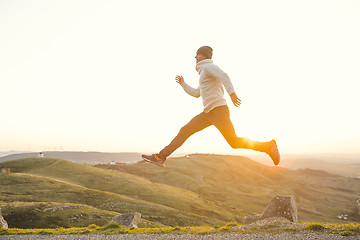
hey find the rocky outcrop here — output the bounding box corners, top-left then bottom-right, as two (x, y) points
(112, 212), (141, 228)
(243, 195), (298, 224)
(0, 207), (8, 229)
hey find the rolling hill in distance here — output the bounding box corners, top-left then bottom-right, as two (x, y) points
(249, 153), (360, 178)
(1, 151), (359, 177)
(0, 154), (359, 228)
(0, 151), (142, 165)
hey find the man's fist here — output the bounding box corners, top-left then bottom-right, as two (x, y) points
(175, 75), (184, 84)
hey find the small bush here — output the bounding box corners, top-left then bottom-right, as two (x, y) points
(306, 223), (325, 231)
(101, 222), (121, 230)
(219, 226), (229, 232)
(226, 222), (239, 227)
(87, 224), (98, 229)
(346, 225), (360, 233)
(340, 230), (352, 236)
(0, 227), (8, 234)
(39, 230), (50, 235)
(199, 229), (213, 235)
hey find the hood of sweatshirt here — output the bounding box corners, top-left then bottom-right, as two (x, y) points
(196, 59), (213, 74)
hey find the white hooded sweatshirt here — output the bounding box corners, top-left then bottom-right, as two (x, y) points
(180, 59), (235, 113)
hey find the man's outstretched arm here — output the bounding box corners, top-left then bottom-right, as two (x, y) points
(175, 75), (200, 98)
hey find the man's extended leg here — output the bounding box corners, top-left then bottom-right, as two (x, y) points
(209, 106), (270, 152)
(142, 111), (212, 166)
(208, 105), (280, 165)
(158, 111), (212, 160)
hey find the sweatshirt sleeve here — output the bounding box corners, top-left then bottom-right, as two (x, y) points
(180, 81), (200, 98)
(205, 64), (235, 96)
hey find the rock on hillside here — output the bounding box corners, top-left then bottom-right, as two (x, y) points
(0, 207), (8, 229)
(243, 195), (298, 224)
(112, 212), (141, 228)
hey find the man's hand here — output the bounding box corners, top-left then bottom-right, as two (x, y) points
(230, 93), (241, 107)
(175, 75), (184, 84)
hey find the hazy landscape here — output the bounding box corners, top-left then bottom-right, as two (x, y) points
(1, 151), (359, 177)
(0, 151), (142, 164)
(0, 153), (359, 229)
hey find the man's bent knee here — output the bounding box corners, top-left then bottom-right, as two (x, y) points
(226, 137), (239, 149)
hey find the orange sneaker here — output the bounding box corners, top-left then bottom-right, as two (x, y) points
(268, 140), (280, 166)
(141, 154), (166, 167)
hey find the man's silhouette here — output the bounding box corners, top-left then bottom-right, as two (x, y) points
(142, 46), (280, 167)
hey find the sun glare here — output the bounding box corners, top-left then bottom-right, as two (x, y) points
(0, 1), (359, 154)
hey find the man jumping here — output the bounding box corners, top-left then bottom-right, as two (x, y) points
(142, 46), (280, 167)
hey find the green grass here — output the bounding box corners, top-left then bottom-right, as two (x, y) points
(1, 155), (360, 229)
(304, 222), (360, 236)
(0, 172), (218, 227)
(0, 158), (241, 225)
(1, 222), (359, 236)
(98, 154), (360, 223)
(305, 223), (326, 231)
(0, 201), (122, 229)
(0, 201), (167, 229)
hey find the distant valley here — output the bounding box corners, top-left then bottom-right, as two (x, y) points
(248, 153), (360, 178)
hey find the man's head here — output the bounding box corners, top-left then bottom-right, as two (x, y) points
(195, 46), (213, 63)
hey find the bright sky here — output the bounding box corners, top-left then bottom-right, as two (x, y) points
(1, 0), (360, 155)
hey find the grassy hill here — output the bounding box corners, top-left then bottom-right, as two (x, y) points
(1, 154), (359, 229)
(98, 154), (360, 223)
(0, 157), (248, 228)
(1, 201), (119, 229)
(0, 172), (217, 227)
